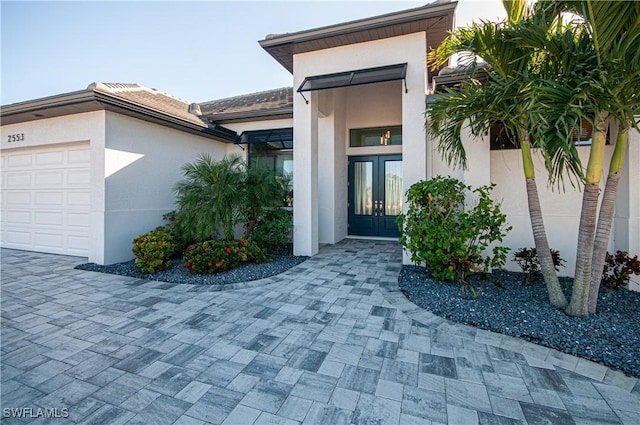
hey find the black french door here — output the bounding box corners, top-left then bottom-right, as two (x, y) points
(348, 155), (403, 238)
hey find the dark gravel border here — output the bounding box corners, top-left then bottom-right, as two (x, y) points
(75, 254), (308, 286)
(399, 265), (640, 378)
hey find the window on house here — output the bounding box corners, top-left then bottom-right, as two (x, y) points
(489, 119), (606, 150)
(490, 122), (519, 150)
(350, 126), (402, 147)
(569, 117), (612, 145)
(243, 128), (293, 207)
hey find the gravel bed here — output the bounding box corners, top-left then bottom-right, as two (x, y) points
(399, 265), (640, 378)
(76, 254), (308, 285)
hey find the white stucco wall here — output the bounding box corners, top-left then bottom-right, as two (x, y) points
(293, 32), (428, 256)
(618, 127), (640, 290)
(345, 81), (402, 131)
(317, 89), (349, 244)
(103, 112), (229, 264)
(489, 146), (615, 276)
(0, 111), (105, 152)
(428, 119), (639, 289)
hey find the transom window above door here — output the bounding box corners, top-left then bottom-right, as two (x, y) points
(350, 126), (402, 147)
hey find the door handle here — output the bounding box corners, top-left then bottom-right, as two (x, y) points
(374, 200), (383, 216)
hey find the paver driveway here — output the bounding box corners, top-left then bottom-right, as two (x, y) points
(1, 240), (639, 425)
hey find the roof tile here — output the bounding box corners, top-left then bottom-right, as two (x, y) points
(199, 87), (293, 122)
(89, 82), (209, 128)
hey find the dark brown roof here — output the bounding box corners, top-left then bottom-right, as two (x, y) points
(89, 82), (208, 128)
(200, 87), (293, 123)
(260, 1), (457, 73)
(1, 83), (237, 142)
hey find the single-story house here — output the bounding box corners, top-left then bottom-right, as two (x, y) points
(0, 83), (238, 264)
(1, 1), (638, 289)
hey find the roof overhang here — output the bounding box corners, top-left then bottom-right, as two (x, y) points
(259, 1), (457, 74)
(206, 107), (293, 124)
(1, 90), (238, 143)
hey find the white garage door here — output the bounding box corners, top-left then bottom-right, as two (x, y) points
(1, 143), (90, 256)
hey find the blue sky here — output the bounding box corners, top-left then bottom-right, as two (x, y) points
(1, 1), (504, 106)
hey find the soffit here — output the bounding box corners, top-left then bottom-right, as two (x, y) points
(259, 1), (457, 74)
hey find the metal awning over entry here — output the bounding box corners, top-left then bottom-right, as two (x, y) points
(235, 128), (293, 147)
(297, 63), (408, 103)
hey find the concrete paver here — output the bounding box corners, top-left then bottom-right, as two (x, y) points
(1, 240), (638, 424)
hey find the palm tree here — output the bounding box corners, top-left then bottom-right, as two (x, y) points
(242, 165), (286, 239)
(427, 1), (569, 307)
(543, 0), (640, 316)
(174, 154), (246, 242)
(429, 0), (639, 316)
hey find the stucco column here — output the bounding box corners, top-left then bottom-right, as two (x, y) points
(461, 122), (490, 187)
(293, 91), (319, 256)
(618, 127), (640, 290)
(401, 36), (428, 264)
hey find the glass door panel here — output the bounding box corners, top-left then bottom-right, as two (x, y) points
(353, 161), (373, 215)
(384, 160), (403, 216)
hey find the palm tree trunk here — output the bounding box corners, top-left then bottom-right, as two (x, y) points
(588, 126), (628, 314)
(566, 183), (600, 317)
(587, 173), (619, 313)
(566, 113), (608, 317)
(521, 137), (567, 307)
(243, 214), (257, 240)
(526, 178), (568, 307)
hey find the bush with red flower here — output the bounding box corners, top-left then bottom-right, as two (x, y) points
(181, 239), (268, 274)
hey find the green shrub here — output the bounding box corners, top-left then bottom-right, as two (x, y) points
(243, 167), (287, 239)
(182, 239), (268, 274)
(132, 227), (176, 273)
(173, 155), (287, 245)
(173, 154), (246, 243)
(397, 176), (511, 292)
(602, 250), (640, 292)
(513, 247), (566, 283)
(251, 209), (292, 252)
(162, 210), (189, 255)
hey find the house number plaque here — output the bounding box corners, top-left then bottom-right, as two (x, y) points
(7, 133), (25, 143)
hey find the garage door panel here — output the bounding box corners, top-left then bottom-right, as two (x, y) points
(34, 211), (64, 226)
(6, 210), (32, 224)
(5, 229), (32, 245)
(36, 151), (65, 166)
(67, 169), (90, 186)
(7, 154), (32, 168)
(4, 172), (32, 189)
(68, 212), (89, 227)
(34, 170), (64, 187)
(67, 191), (90, 206)
(35, 232), (64, 250)
(34, 191), (64, 207)
(6, 192), (32, 206)
(68, 149), (91, 164)
(1, 143), (90, 256)
(68, 235), (89, 251)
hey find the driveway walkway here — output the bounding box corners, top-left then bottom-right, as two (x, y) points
(1, 240), (638, 425)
